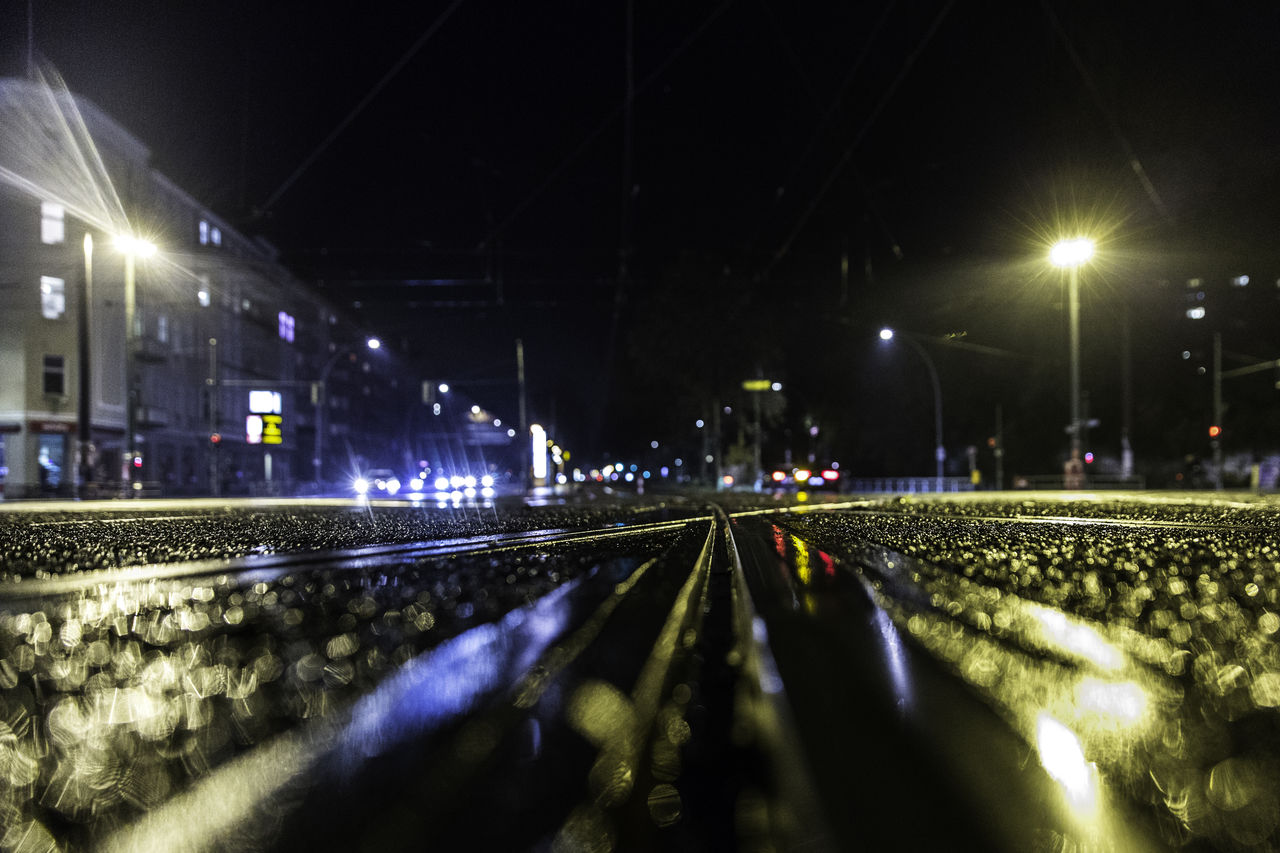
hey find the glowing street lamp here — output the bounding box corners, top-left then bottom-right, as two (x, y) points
(115, 234), (156, 495)
(879, 328), (944, 491)
(1049, 237), (1095, 470)
(312, 337), (382, 488)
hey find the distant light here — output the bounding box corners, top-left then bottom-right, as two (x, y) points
(481, 474), (495, 488)
(385, 478), (400, 494)
(493, 419), (501, 427)
(674, 458), (683, 466)
(1084, 452), (1094, 464)
(463, 475), (477, 489)
(353, 477), (370, 495)
(450, 475), (465, 489)
(410, 477), (424, 490)
(795, 469), (811, 481)
(772, 471), (786, 482)
(438, 383), (450, 394)
(879, 328), (895, 341)
(471, 405), (481, 414)
(821, 469), (839, 481)
(507, 429), (516, 438)
(650, 440), (659, 449)
(366, 337), (381, 350)
(771, 382), (782, 391)
(1181, 351), (1191, 360)
(660, 466), (670, 477)
(433, 403), (442, 416)
(435, 477), (450, 491)
(695, 419), (705, 429)
(1209, 425), (1222, 438)
(722, 475), (734, 487)
(705, 454), (714, 464)
(1049, 238), (1095, 268)
(1233, 275), (1250, 287)
(723, 406), (732, 415)
(1186, 307), (1206, 320)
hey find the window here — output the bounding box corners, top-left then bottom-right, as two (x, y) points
(157, 314), (169, 343)
(199, 219), (210, 245)
(42, 355), (65, 395)
(211, 226), (222, 247)
(40, 276), (66, 319)
(41, 202), (65, 244)
(278, 311), (295, 342)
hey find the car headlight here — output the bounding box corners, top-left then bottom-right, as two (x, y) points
(353, 477), (370, 495)
(386, 478), (401, 494)
(481, 474), (495, 488)
(435, 477), (450, 491)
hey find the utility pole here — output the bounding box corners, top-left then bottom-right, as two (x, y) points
(208, 338), (220, 497)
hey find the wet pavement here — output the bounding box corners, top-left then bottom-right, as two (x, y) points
(1, 491), (1279, 850)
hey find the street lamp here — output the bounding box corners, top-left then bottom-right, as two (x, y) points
(114, 234), (156, 495)
(1049, 237), (1095, 475)
(76, 233), (93, 498)
(879, 328), (944, 492)
(312, 337), (381, 489)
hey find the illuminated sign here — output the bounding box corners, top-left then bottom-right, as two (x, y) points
(246, 414), (283, 445)
(249, 390), (282, 414)
(531, 424), (548, 482)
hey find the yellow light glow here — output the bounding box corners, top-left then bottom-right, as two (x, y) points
(1049, 237), (1095, 268)
(114, 234), (157, 257)
(1074, 678), (1148, 727)
(1036, 713), (1097, 812)
(1031, 605), (1122, 670)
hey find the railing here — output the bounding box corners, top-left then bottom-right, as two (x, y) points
(1009, 474), (1146, 490)
(845, 476), (975, 494)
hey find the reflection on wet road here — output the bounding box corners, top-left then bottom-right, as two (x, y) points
(1, 494), (1279, 850)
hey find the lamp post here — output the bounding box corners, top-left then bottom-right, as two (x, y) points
(312, 337), (381, 490)
(880, 328), (944, 492)
(114, 235), (156, 496)
(76, 233), (93, 499)
(1049, 237), (1095, 475)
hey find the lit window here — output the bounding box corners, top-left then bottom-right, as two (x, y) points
(157, 315), (169, 343)
(211, 227), (222, 247)
(198, 289), (211, 307)
(40, 202), (65, 244)
(42, 355), (65, 395)
(40, 276), (66, 319)
(199, 220), (210, 245)
(1186, 307), (1206, 320)
(278, 311), (295, 342)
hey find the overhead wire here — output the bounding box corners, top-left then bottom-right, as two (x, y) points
(1039, 0), (1174, 225)
(763, 0), (956, 279)
(254, 0), (468, 218)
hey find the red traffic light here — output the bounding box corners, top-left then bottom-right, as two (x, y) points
(1209, 425), (1222, 438)
(210, 433), (221, 444)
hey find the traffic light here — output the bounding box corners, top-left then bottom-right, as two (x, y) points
(1209, 425), (1222, 438)
(210, 433), (221, 445)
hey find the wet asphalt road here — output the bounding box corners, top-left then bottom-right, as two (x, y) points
(2, 491), (1280, 851)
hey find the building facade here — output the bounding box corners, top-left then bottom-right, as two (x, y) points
(0, 76), (400, 499)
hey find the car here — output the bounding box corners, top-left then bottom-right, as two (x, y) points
(352, 468), (401, 496)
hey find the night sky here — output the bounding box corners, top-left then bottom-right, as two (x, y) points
(5, 1), (1279, 477)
